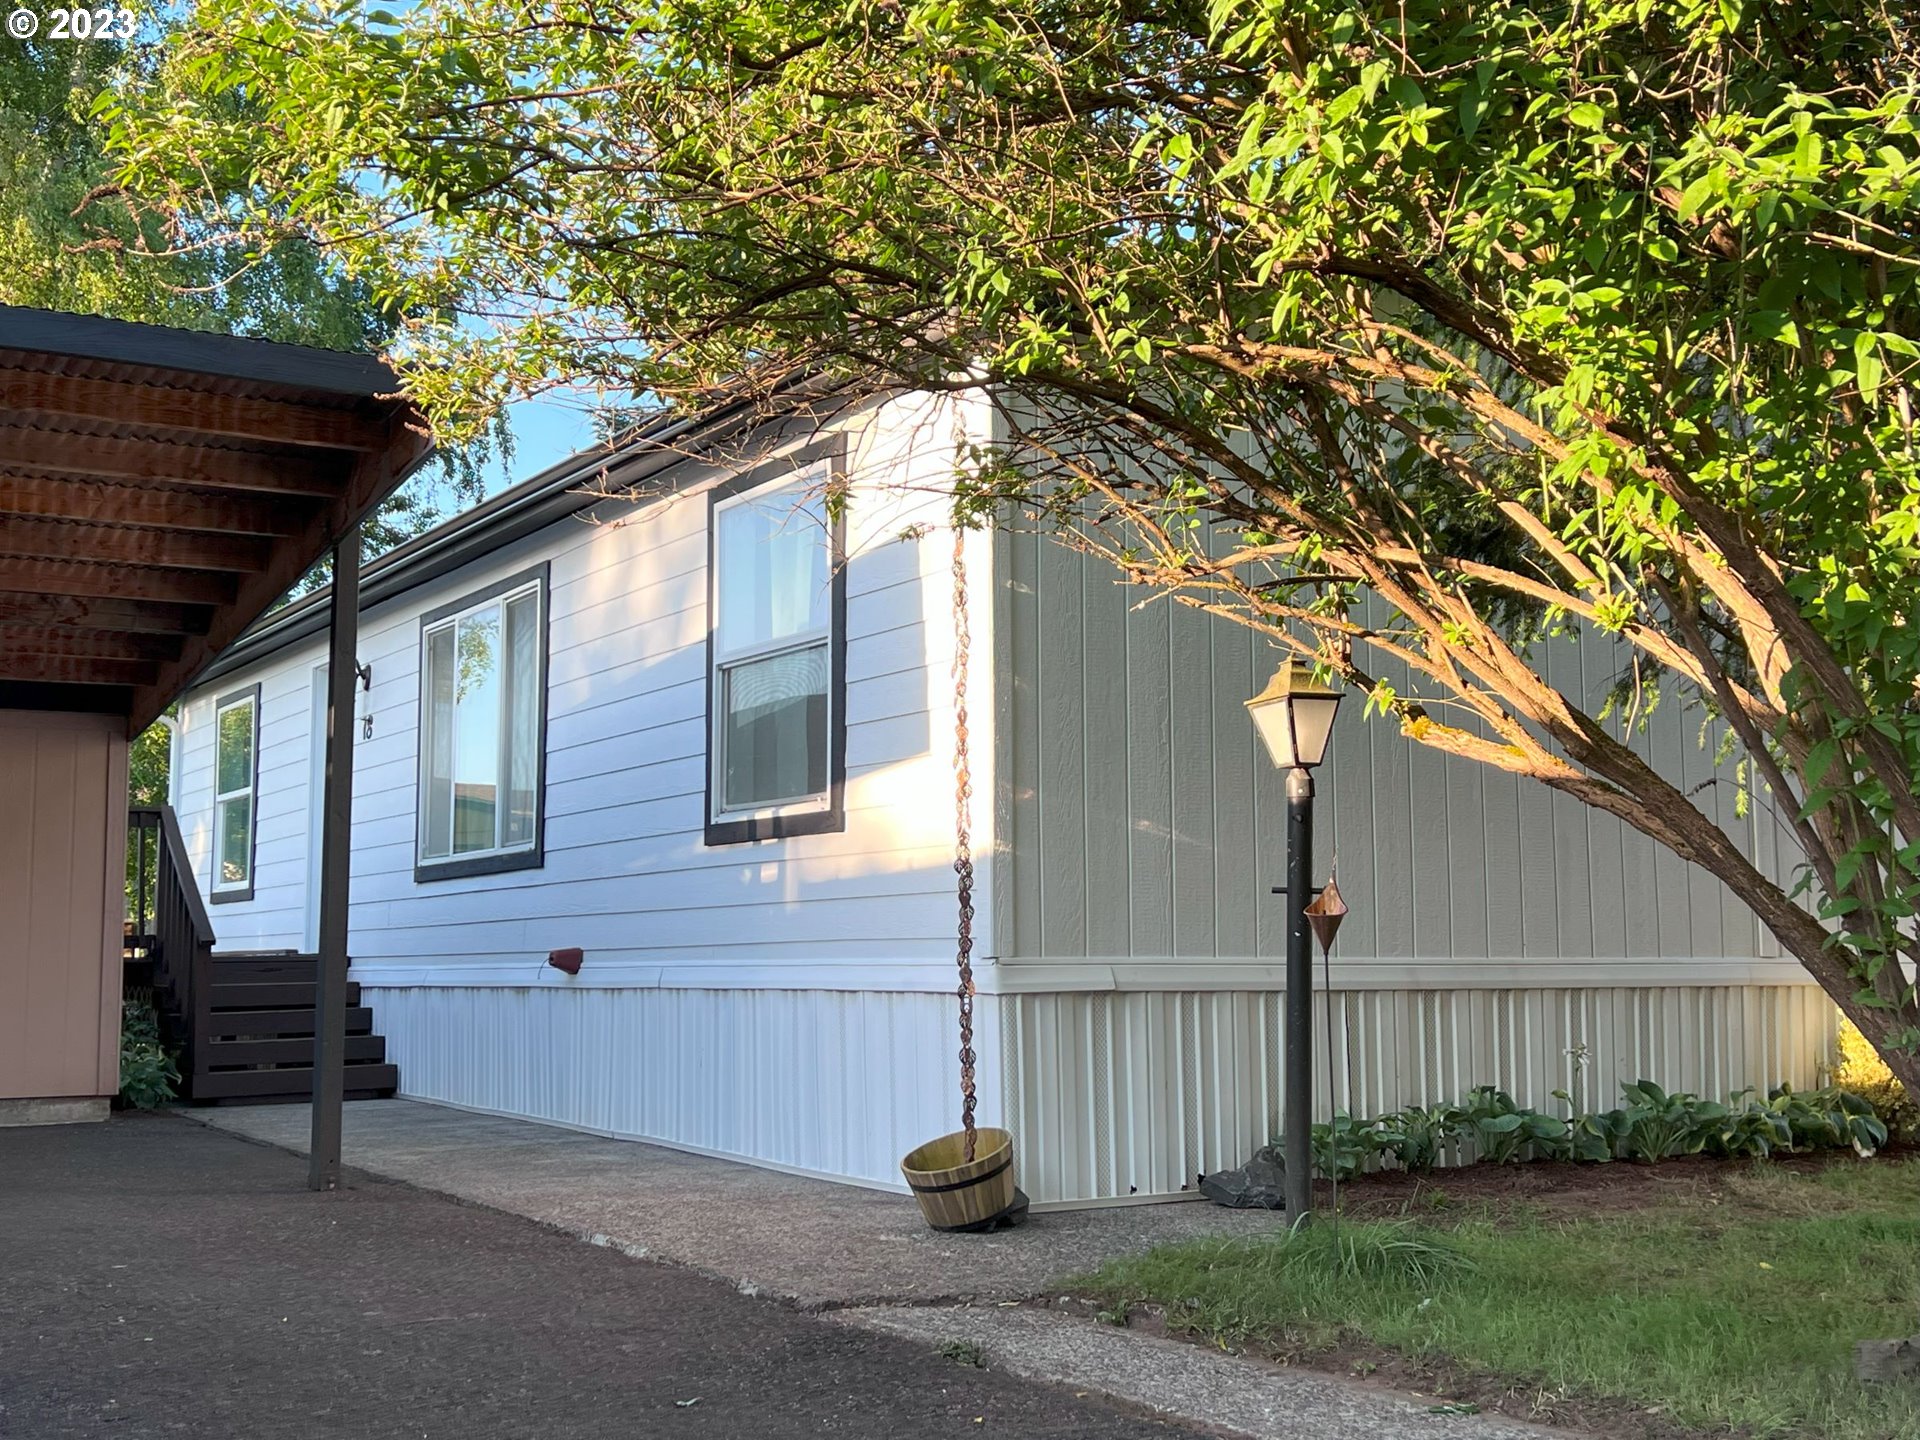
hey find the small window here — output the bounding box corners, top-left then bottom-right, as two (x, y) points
(211, 686), (258, 902)
(706, 448), (846, 845)
(415, 564), (548, 880)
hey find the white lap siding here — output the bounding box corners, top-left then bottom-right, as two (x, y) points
(174, 392), (1006, 1186)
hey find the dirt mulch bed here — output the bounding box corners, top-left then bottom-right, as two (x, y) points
(1314, 1144), (1908, 1224)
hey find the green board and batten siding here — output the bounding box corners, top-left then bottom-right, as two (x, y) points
(991, 526), (1829, 1203)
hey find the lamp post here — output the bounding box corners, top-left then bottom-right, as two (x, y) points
(1245, 658), (1343, 1225)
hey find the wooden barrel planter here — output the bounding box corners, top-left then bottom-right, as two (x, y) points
(901, 1127), (1016, 1231)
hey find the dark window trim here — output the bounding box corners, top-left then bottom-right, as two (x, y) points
(413, 561), (551, 883)
(209, 682), (261, 905)
(704, 436), (849, 847)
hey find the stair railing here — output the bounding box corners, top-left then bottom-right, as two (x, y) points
(128, 806), (216, 1091)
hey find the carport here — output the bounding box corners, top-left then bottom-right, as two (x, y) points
(0, 305), (431, 1188)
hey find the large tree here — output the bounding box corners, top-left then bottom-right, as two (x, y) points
(7, 26), (508, 816)
(2, 29), (495, 560)
(106, 0), (1920, 1085)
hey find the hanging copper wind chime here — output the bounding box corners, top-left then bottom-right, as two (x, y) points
(1304, 872), (1349, 953)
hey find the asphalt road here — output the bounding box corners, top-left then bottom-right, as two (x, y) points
(0, 1114), (1197, 1439)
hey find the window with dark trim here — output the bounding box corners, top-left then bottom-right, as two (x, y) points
(210, 683), (260, 903)
(415, 562), (549, 881)
(705, 440), (847, 846)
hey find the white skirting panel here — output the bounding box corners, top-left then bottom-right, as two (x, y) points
(1000, 985), (1839, 1204)
(369, 985), (997, 1191)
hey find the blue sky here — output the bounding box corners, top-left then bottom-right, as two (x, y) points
(502, 394), (599, 488)
(408, 391), (602, 519)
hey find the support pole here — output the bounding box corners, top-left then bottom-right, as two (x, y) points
(309, 525), (359, 1192)
(1282, 766), (1315, 1225)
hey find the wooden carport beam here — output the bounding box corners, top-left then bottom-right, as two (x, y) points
(127, 412), (434, 733)
(0, 475), (316, 536)
(0, 652), (159, 687)
(0, 423), (343, 496)
(0, 558), (236, 605)
(0, 514), (268, 572)
(1, 373), (389, 451)
(0, 624), (183, 661)
(0, 592), (210, 634)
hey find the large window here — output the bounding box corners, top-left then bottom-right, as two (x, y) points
(211, 686), (258, 902)
(416, 564), (548, 880)
(706, 448), (846, 845)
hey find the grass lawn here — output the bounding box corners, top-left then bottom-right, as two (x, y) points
(1076, 1156), (1920, 1439)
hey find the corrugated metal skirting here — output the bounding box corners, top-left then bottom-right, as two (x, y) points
(1001, 985), (1838, 1204)
(371, 986), (992, 1190)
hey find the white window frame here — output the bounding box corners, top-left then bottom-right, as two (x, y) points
(705, 451), (846, 845)
(210, 687), (258, 901)
(414, 565), (548, 879)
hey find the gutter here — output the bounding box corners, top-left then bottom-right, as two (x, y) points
(195, 402), (743, 686)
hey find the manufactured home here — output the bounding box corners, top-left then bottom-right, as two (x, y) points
(168, 387), (1834, 1205)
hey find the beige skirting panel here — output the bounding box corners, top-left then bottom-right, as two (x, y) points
(999, 984), (1838, 1205)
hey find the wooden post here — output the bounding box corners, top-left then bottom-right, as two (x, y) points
(309, 525), (359, 1191)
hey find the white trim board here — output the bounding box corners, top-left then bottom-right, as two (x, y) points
(990, 957), (1822, 992)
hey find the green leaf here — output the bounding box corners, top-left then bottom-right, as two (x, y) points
(1855, 332), (1883, 404)
(1749, 311), (1801, 348)
(1678, 172), (1719, 221)
(1459, 86), (1488, 140)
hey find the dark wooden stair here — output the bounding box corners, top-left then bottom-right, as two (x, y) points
(128, 805), (399, 1108)
(195, 951), (398, 1104)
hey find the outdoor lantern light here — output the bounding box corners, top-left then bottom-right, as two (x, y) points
(1247, 654), (1345, 1227)
(1244, 658), (1343, 771)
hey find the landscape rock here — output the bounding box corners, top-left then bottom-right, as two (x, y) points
(1855, 1335), (1920, 1383)
(1199, 1145), (1287, 1210)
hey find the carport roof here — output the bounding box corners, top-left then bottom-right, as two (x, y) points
(0, 305), (434, 733)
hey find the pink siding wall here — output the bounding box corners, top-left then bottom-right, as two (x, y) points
(0, 710), (127, 1101)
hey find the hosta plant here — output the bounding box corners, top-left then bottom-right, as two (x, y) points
(1618, 1081), (1728, 1162)
(1552, 1090), (1628, 1163)
(1765, 1085), (1891, 1157)
(1308, 1112), (1384, 1182)
(1372, 1104), (1464, 1173)
(1707, 1094), (1795, 1159)
(1459, 1087), (1570, 1165)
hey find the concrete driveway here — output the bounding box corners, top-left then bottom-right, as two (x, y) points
(192, 1098), (1283, 1307)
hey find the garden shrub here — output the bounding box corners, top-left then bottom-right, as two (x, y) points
(118, 999), (178, 1110)
(1830, 1019), (1920, 1144)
